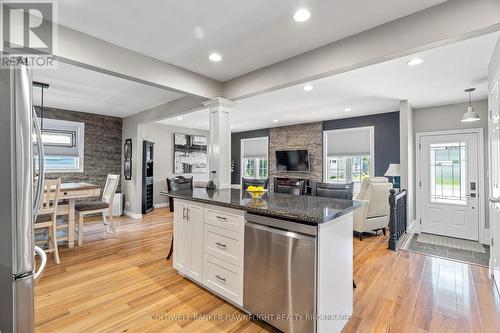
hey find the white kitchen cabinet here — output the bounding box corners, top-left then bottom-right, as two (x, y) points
(173, 199), (204, 283)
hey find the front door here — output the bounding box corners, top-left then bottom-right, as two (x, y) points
(489, 80), (500, 291)
(418, 132), (480, 240)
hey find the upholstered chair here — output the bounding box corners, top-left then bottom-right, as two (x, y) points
(353, 177), (393, 240)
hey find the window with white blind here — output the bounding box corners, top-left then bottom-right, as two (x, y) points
(241, 137), (269, 180)
(37, 118), (85, 172)
(323, 127), (374, 193)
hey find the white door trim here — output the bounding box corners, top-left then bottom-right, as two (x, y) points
(416, 128), (486, 244)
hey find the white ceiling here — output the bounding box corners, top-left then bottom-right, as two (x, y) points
(57, 0), (445, 81)
(33, 62), (183, 117)
(157, 32), (500, 132)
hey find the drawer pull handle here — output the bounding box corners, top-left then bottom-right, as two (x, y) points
(215, 242), (227, 248)
(215, 216), (227, 221)
(215, 275), (226, 282)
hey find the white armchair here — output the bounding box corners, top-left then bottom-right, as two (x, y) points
(353, 177), (393, 240)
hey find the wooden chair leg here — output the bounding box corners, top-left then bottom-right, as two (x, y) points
(51, 225), (60, 264)
(382, 227), (387, 236)
(108, 207), (116, 234)
(102, 212), (109, 233)
(166, 236), (174, 260)
(78, 213), (84, 247)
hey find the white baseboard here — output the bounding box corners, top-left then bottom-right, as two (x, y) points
(154, 203), (169, 209)
(408, 219), (417, 234)
(124, 210), (142, 220)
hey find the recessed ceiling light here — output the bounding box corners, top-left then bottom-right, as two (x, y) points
(293, 8), (311, 22)
(303, 84), (313, 91)
(176, 116), (183, 120)
(209, 53), (222, 62)
(345, 108), (352, 112)
(407, 58), (424, 66)
(272, 119), (279, 123)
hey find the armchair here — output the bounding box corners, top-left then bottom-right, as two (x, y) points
(353, 177), (392, 240)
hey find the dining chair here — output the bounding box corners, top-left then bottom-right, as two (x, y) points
(242, 177), (269, 190)
(273, 178), (306, 195)
(34, 178), (61, 264)
(75, 174), (120, 246)
(166, 176), (193, 260)
(312, 181), (354, 200)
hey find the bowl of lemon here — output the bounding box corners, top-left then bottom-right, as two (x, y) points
(245, 186), (267, 199)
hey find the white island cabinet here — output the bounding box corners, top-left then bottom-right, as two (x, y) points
(173, 200), (204, 283)
(169, 194), (356, 333)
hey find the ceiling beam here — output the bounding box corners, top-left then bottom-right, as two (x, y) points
(223, 0), (500, 100)
(56, 25), (223, 99)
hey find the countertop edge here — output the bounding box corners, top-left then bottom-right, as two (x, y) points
(160, 191), (362, 225)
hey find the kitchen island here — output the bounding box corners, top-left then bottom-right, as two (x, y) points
(160, 188), (362, 333)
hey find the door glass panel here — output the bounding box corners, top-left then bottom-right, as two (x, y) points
(429, 142), (467, 205)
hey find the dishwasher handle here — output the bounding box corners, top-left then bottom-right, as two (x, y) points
(245, 221), (316, 241)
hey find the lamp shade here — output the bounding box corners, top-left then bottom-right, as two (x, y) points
(384, 164), (400, 177)
(461, 106), (481, 122)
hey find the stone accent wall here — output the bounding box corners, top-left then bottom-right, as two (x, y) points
(269, 122), (323, 182)
(35, 106), (122, 192)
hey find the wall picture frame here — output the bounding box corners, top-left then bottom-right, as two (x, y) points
(124, 139), (132, 180)
(174, 133), (208, 174)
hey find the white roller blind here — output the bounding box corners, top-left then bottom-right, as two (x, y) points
(242, 137), (268, 158)
(326, 128), (372, 156)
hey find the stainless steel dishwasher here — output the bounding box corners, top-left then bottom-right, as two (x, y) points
(244, 213), (317, 333)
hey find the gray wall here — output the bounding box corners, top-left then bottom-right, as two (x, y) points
(413, 100), (489, 230)
(121, 96), (204, 216)
(269, 122), (323, 182)
(231, 112), (400, 184)
(141, 123), (209, 206)
(35, 106), (122, 192)
(323, 111), (400, 176)
(231, 129), (270, 184)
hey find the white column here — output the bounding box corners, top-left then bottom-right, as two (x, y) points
(203, 98), (236, 189)
(399, 100), (415, 225)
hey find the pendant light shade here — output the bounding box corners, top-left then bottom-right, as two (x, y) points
(461, 88), (480, 123)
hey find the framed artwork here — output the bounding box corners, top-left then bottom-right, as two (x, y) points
(124, 139), (132, 180)
(174, 133), (208, 174)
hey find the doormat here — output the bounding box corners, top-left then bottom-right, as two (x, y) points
(417, 233), (485, 253)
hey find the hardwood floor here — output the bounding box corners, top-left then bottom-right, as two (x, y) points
(35, 208), (500, 333)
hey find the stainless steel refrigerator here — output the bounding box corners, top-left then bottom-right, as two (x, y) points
(0, 65), (47, 333)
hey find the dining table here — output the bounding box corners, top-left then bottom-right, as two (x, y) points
(56, 182), (101, 247)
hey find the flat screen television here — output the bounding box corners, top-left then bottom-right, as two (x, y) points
(275, 149), (310, 172)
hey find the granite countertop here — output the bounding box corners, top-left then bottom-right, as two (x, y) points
(160, 188), (363, 225)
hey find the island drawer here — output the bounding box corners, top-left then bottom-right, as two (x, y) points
(204, 224), (243, 267)
(204, 205), (245, 233)
(203, 254), (243, 306)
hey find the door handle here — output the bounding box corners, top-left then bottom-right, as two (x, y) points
(489, 197), (500, 204)
(215, 216), (227, 221)
(215, 242), (227, 248)
(186, 208), (190, 221)
(34, 246), (46, 282)
(32, 107), (45, 218)
(182, 207), (186, 220)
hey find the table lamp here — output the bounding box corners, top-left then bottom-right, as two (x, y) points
(384, 164), (400, 189)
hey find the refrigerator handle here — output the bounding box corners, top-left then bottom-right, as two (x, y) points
(32, 106), (45, 218)
(33, 245), (46, 281)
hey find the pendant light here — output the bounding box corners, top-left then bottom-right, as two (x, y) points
(461, 88), (480, 122)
